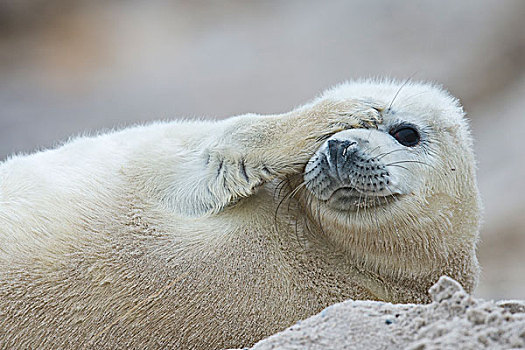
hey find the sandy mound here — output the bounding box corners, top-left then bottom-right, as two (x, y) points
(245, 277), (525, 349)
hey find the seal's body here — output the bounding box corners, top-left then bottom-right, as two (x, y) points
(0, 80), (481, 349)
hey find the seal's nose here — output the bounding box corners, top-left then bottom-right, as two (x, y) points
(327, 139), (343, 157)
(327, 139), (354, 163)
(326, 139), (357, 182)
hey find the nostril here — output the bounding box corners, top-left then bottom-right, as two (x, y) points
(341, 140), (356, 149)
(328, 139), (355, 147)
(327, 139), (356, 154)
(327, 140), (339, 152)
(340, 140), (353, 148)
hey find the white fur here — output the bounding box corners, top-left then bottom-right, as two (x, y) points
(0, 79), (481, 349)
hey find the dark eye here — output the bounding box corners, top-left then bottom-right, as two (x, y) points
(390, 126), (420, 147)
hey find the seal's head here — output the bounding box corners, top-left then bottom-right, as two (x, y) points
(301, 80), (481, 296)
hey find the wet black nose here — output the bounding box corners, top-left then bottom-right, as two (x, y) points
(326, 139), (357, 182)
(327, 139), (355, 163)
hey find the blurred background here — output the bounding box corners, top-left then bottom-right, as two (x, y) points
(1, 0), (524, 300)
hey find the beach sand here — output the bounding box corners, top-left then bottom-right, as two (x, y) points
(245, 277), (525, 349)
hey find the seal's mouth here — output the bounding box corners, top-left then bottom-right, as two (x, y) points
(326, 187), (401, 211)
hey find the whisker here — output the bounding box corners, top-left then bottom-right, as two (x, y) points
(386, 160), (436, 170)
(387, 75), (415, 112)
(316, 195), (327, 238)
(363, 188), (369, 220)
(386, 164), (410, 171)
(369, 177), (383, 234)
(274, 178), (293, 227)
(372, 193), (382, 241)
(289, 181), (308, 199)
(373, 148), (406, 160)
(301, 191), (312, 241)
(273, 178), (288, 203)
(305, 191), (320, 243)
(368, 145), (382, 158)
(356, 183), (363, 217)
(274, 176), (312, 249)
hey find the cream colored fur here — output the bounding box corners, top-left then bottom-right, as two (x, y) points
(0, 79), (481, 349)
